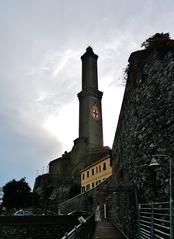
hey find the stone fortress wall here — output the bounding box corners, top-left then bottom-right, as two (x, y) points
(111, 34), (174, 238)
(113, 36), (174, 202)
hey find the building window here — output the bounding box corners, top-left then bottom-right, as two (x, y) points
(92, 168), (94, 175)
(103, 162), (106, 170)
(96, 181), (98, 186)
(99, 180), (101, 183)
(87, 171), (89, 177)
(82, 173), (85, 180)
(96, 166), (98, 174)
(86, 184), (90, 191)
(99, 165), (101, 172)
(92, 182), (94, 188)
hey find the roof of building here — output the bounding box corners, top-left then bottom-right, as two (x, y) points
(80, 154), (110, 173)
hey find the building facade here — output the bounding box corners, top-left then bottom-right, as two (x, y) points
(80, 154), (112, 193)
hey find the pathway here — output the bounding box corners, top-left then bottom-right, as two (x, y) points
(91, 221), (126, 239)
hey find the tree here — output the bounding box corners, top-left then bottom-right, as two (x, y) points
(141, 33), (171, 49)
(2, 178), (31, 209)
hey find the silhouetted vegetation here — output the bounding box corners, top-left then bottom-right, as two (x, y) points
(140, 33), (174, 60)
(141, 33), (170, 48)
(2, 178), (37, 209)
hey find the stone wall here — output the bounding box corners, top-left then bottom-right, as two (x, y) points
(0, 215), (79, 239)
(111, 187), (138, 238)
(113, 44), (174, 201)
(59, 177), (113, 216)
(49, 151), (72, 177)
(112, 38), (174, 237)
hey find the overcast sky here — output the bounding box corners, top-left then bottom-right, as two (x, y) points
(0, 0), (173, 189)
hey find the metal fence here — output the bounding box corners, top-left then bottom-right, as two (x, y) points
(138, 202), (173, 239)
(61, 214), (95, 239)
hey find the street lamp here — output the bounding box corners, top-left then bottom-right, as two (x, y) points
(148, 157), (160, 238)
(149, 154), (173, 239)
(149, 157), (160, 167)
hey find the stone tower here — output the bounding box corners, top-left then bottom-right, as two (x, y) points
(78, 47), (103, 148)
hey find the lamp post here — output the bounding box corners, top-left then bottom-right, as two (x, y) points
(149, 154), (173, 239)
(148, 157), (159, 238)
(148, 157), (160, 199)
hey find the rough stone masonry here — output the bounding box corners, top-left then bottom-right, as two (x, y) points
(113, 34), (174, 203)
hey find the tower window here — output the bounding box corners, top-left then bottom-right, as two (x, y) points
(82, 173), (85, 180)
(87, 171), (89, 177)
(92, 168), (94, 175)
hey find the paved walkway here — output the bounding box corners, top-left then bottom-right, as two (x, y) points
(91, 221), (126, 239)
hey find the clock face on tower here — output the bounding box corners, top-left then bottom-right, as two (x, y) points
(90, 104), (100, 121)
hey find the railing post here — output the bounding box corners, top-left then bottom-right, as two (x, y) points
(169, 157), (173, 239)
(64, 232), (68, 238)
(151, 202), (154, 238)
(138, 204), (140, 239)
(84, 223), (87, 239)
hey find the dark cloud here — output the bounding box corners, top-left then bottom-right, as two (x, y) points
(0, 111), (62, 188)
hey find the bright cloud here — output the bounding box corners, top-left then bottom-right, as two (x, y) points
(44, 100), (78, 151)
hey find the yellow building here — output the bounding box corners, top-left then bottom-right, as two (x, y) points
(80, 155), (112, 193)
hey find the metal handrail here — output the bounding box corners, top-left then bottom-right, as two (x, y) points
(154, 218), (170, 223)
(61, 224), (81, 239)
(140, 202), (170, 206)
(138, 201), (172, 238)
(61, 214), (95, 239)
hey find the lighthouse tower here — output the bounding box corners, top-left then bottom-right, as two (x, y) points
(77, 47), (103, 148)
(34, 47), (110, 204)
